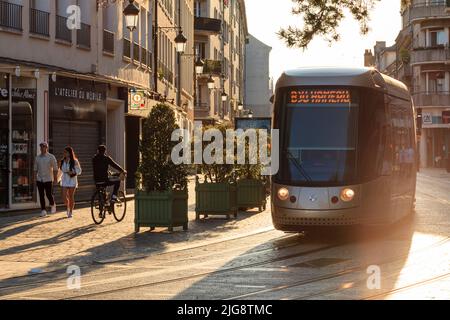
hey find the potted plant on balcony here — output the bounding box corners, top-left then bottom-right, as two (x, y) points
(195, 124), (238, 220)
(135, 103), (189, 233)
(235, 133), (268, 213)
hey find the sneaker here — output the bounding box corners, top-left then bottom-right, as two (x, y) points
(111, 195), (118, 203)
(40, 210), (47, 217)
(51, 205), (57, 214)
(67, 210), (72, 218)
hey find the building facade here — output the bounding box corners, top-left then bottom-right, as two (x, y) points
(0, 0), (194, 211)
(193, 0), (248, 125)
(244, 34), (272, 118)
(365, 0), (450, 168)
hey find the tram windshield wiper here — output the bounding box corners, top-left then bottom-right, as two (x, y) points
(284, 150), (312, 182)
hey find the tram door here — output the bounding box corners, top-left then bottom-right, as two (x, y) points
(0, 74), (9, 208)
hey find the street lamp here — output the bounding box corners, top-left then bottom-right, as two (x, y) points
(123, 0), (140, 32)
(248, 110), (254, 118)
(221, 91), (228, 102)
(207, 75), (215, 89)
(174, 30), (188, 54)
(237, 102), (243, 111)
(195, 58), (204, 75)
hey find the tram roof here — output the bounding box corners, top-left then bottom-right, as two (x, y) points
(276, 67), (410, 101)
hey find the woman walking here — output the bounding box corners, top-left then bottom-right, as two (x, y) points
(60, 146), (82, 218)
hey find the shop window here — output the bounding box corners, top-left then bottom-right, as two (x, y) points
(11, 76), (36, 204)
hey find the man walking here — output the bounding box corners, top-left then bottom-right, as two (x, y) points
(34, 142), (58, 217)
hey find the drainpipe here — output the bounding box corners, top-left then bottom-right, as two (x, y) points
(153, 0), (158, 94)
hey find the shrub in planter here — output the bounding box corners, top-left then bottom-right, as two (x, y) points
(135, 104), (189, 233)
(195, 124), (238, 220)
(235, 133), (268, 212)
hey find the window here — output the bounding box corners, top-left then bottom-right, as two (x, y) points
(428, 72), (445, 93)
(430, 29), (446, 47)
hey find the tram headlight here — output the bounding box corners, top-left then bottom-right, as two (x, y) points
(277, 188), (290, 201)
(340, 188), (355, 202)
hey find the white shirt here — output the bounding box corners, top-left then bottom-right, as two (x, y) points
(34, 153), (58, 183)
(60, 159), (82, 188)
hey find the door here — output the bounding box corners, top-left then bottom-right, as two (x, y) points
(0, 73), (9, 209)
(52, 120), (100, 202)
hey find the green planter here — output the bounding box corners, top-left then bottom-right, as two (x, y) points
(135, 190), (188, 233)
(195, 181), (237, 220)
(237, 179), (267, 212)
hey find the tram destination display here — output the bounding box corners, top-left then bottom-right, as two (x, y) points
(289, 89), (351, 105)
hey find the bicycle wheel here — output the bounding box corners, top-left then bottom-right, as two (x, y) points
(91, 191), (106, 225)
(112, 191), (127, 222)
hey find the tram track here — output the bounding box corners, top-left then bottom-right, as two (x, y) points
(59, 236), (450, 300)
(2, 229), (448, 300)
(0, 230), (336, 298)
(224, 236), (450, 300)
(283, 244), (450, 300)
(0, 228), (282, 292)
(1, 236), (345, 299)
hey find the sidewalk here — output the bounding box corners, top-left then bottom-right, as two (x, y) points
(0, 179), (274, 280)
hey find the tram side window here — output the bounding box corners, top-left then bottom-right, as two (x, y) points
(390, 100), (415, 177)
(358, 89), (391, 181)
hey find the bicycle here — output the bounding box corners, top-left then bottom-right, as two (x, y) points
(91, 173), (127, 225)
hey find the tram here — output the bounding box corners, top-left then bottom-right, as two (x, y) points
(272, 67), (417, 231)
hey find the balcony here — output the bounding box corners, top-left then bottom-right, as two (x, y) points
(202, 59), (222, 75)
(402, 1), (448, 28)
(103, 29), (114, 54)
(55, 15), (71, 43)
(29, 8), (49, 37)
(77, 23), (91, 49)
(194, 103), (211, 119)
(194, 16), (222, 35)
(411, 47), (450, 65)
(157, 61), (174, 85)
(413, 92), (450, 107)
(0, 1), (22, 31)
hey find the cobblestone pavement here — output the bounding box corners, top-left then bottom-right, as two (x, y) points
(0, 178), (275, 280)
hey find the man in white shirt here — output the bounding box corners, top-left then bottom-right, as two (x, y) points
(34, 142), (58, 217)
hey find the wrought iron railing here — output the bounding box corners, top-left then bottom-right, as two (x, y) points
(77, 23), (91, 48)
(0, 1), (22, 31)
(123, 38), (131, 58)
(55, 15), (71, 42)
(30, 8), (49, 36)
(133, 42), (140, 62)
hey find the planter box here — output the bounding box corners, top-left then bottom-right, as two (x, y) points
(135, 190), (188, 233)
(195, 181), (237, 220)
(237, 179), (267, 212)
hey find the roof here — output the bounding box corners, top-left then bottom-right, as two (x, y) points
(275, 67), (410, 100)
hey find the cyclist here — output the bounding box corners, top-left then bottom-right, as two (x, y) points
(92, 145), (126, 203)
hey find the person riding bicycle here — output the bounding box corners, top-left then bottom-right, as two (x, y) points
(92, 145), (126, 203)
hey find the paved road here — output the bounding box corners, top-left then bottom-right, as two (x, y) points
(0, 170), (449, 300)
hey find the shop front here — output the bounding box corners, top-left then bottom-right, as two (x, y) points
(49, 76), (107, 202)
(0, 73), (38, 210)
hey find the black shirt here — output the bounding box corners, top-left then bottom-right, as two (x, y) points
(92, 153), (124, 183)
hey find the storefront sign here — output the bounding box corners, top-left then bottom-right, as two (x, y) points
(423, 112), (433, 125)
(49, 76), (107, 121)
(130, 90), (146, 110)
(0, 88), (36, 99)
